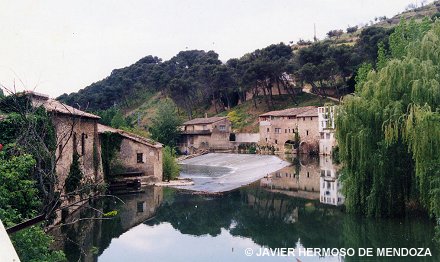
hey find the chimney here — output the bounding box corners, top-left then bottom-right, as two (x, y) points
(25, 90), (49, 101)
(205, 113), (208, 118)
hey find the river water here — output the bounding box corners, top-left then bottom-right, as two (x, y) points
(54, 155), (439, 261)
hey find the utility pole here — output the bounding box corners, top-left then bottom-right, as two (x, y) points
(314, 23), (317, 42)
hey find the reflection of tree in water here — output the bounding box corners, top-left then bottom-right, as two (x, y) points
(149, 186), (438, 260)
(146, 190), (240, 236)
(341, 215), (438, 262)
(56, 186), (438, 261)
(149, 185), (345, 249)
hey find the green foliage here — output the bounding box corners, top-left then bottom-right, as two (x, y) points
(0, 150), (65, 261)
(376, 41), (388, 70)
(227, 110), (245, 130)
(149, 100), (182, 147)
(100, 132), (123, 179)
(103, 210), (118, 217)
(354, 63), (373, 92)
(110, 110), (127, 128)
(162, 146), (180, 181)
(0, 152), (40, 220)
(337, 20), (440, 218)
(389, 18), (431, 59)
(65, 152), (83, 193)
(11, 226), (66, 262)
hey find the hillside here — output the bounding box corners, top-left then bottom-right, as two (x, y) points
(57, 1), (440, 132)
(125, 91), (336, 133)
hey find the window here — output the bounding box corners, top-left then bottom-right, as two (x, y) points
(81, 133), (86, 155)
(267, 128), (270, 132)
(274, 128), (281, 134)
(275, 139), (278, 144)
(285, 129), (287, 133)
(306, 130), (309, 136)
(137, 153), (144, 163)
(320, 133), (324, 139)
(326, 133), (331, 139)
(137, 201), (145, 212)
(219, 125), (226, 131)
(310, 117), (313, 120)
(58, 144), (63, 159)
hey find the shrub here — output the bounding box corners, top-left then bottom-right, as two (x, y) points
(163, 146), (180, 181)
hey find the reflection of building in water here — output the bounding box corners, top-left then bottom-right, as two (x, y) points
(246, 192), (299, 224)
(116, 186), (163, 232)
(50, 186), (163, 262)
(260, 156), (320, 200)
(319, 156), (344, 206)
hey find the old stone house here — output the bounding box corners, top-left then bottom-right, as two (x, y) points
(29, 91), (104, 193)
(98, 124), (163, 184)
(179, 116), (232, 154)
(259, 106), (320, 154)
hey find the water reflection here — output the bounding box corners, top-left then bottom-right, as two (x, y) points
(55, 156), (438, 261)
(261, 155), (344, 206)
(51, 186), (163, 262)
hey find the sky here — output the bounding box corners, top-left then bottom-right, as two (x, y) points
(0, 0), (432, 97)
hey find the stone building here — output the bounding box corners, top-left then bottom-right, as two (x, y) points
(318, 106), (337, 155)
(98, 124), (163, 184)
(29, 91), (104, 193)
(179, 116), (232, 154)
(259, 106), (319, 154)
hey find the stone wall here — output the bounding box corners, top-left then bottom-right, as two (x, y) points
(234, 133), (260, 143)
(259, 115), (319, 154)
(114, 137), (163, 182)
(210, 118), (232, 150)
(54, 115), (103, 192)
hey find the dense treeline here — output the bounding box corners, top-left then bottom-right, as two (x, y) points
(336, 18), (440, 218)
(58, 26), (393, 119)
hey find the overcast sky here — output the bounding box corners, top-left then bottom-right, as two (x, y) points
(0, 0), (431, 97)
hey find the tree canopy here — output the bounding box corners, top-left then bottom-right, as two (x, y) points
(336, 19), (440, 218)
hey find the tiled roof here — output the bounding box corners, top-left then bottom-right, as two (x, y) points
(97, 124), (162, 148)
(27, 91), (100, 119)
(183, 116), (227, 125)
(297, 108), (318, 117)
(260, 106), (317, 117)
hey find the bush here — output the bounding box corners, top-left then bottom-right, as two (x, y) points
(163, 146), (180, 181)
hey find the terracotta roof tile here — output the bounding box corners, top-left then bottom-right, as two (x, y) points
(260, 106), (317, 117)
(297, 108), (318, 117)
(26, 91), (100, 119)
(97, 124), (162, 148)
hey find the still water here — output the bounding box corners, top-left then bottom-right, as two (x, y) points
(55, 156), (439, 261)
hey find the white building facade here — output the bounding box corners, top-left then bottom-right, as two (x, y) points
(318, 105), (337, 155)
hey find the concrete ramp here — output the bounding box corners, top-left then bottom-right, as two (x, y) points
(176, 153), (290, 193)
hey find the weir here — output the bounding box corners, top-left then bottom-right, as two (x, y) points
(176, 153), (290, 193)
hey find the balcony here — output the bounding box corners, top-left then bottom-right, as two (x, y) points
(181, 130), (212, 135)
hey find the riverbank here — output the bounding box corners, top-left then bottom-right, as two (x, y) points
(174, 153), (290, 193)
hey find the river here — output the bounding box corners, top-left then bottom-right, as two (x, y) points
(53, 155), (439, 261)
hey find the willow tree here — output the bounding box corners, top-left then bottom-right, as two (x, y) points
(336, 20), (440, 218)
